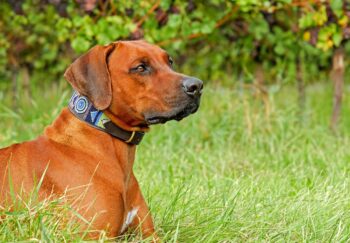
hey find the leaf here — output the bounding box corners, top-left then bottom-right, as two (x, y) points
(299, 13), (314, 29)
(71, 36), (91, 53)
(303, 31), (311, 42)
(332, 31), (342, 47)
(274, 44), (285, 55)
(330, 0), (343, 18)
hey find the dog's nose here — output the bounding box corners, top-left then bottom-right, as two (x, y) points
(182, 77), (203, 97)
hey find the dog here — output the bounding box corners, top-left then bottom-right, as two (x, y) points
(0, 40), (203, 239)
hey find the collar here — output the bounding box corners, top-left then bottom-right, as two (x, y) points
(68, 91), (145, 145)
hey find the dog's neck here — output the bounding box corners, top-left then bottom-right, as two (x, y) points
(44, 108), (137, 175)
(68, 91), (145, 145)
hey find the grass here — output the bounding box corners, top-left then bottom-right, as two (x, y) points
(0, 81), (350, 242)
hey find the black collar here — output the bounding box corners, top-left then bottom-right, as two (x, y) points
(68, 91), (145, 145)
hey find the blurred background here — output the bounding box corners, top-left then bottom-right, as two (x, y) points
(1, 1), (350, 241)
(0, 0), (349, 133)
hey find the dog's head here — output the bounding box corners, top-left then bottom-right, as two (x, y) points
(64, 40), (203, 130)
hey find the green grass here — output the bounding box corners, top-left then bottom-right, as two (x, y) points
(1, 82), (350, 242)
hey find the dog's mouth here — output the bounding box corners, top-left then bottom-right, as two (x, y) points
(145, 101), (200, 125)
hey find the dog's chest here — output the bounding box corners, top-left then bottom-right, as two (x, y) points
(120, 207), (139, 233)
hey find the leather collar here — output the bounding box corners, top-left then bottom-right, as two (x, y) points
(68, 91), (145, 145)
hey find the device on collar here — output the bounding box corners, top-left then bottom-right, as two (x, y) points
(68, 91), (145, 145)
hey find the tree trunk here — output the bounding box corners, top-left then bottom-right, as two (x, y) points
(330, 47), (345, 132)
(254, 63), (270, 120)
(11, 71), (18, 110)
(296, 55), (305, 123)
(22, 66), (31, 101)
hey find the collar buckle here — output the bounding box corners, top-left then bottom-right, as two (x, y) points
(125, 131), (136, 144)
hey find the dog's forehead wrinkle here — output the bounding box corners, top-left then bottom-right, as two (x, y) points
(118, 42), (166, 60)
(130, 56), (150, 65)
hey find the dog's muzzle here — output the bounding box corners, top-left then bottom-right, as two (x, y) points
(145, 77), (203, 125)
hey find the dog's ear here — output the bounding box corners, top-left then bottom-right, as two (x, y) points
(64, 43), (116, 110)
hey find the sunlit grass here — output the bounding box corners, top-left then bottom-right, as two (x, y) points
(0, 82), (350, 242)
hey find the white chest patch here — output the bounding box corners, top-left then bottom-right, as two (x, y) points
(120, 207), (139, 233)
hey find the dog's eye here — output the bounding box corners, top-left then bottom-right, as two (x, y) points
(169, 57), (174, 66)
(136, 64), (147, 72)
(129, 63), (150, 75)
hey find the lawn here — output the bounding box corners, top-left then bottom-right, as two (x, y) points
(0, 81), (350, 242)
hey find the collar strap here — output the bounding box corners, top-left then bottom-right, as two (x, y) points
(68, 91), (145, 145)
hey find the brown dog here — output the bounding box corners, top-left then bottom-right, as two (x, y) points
(0, 40), (203, 239)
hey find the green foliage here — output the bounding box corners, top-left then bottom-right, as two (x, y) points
(1, 1), (349, 240)
(300, 2), (349, 51)
(0, 0), (349, 87)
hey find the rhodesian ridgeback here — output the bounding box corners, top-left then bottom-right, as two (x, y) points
(0, 40), (203, 239)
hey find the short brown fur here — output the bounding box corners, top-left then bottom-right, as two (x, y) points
(0, 40), (203, 240)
